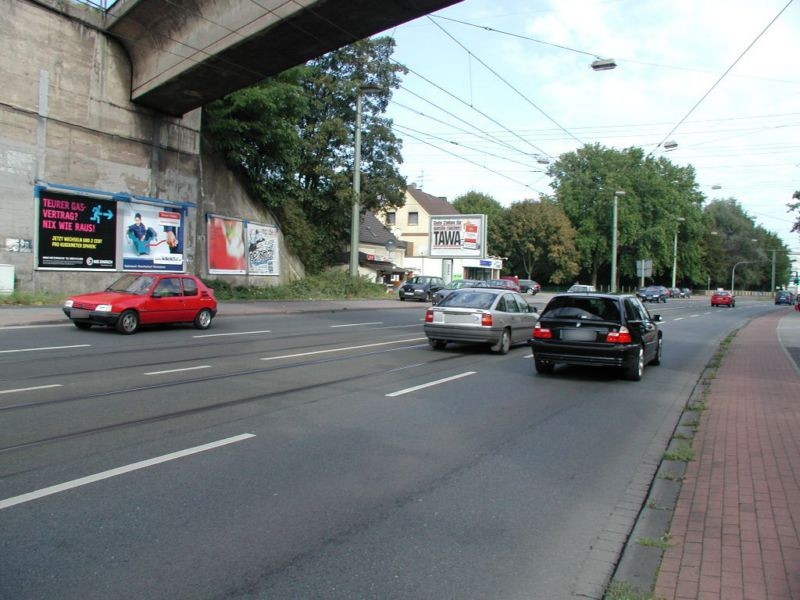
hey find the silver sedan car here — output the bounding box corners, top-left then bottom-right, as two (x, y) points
(424, 288), (539, 354)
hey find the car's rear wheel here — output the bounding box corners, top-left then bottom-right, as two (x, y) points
(651, 336), (663, 366)
(429, 339), (447, 350)
(624, 345), (645, 381)
(73, 321), (91, 330)
(535, 359), (554, 374)
(399, 296), (406, 302)
(490, 328), (511, 355)
(115, 310), (139, 334)
(194, 308), (213, 330)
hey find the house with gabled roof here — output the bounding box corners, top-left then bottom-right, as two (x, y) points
(379, 185), (504, 281)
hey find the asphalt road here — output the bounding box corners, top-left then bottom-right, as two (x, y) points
(0, 297), (783, 599)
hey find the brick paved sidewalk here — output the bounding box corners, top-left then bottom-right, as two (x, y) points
(654, 311), (800, 600)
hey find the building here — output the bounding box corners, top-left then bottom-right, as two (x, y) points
(380, 185), (503, 281)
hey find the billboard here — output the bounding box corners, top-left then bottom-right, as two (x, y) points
(247, 223), (280, 276)
(207, 215), (246, 274)
(428, 214), (487, 259)
(122, 201), (185, 272)
(37, 192), (117, 270)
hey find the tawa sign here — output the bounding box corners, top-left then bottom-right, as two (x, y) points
(429, 214), (487, 259)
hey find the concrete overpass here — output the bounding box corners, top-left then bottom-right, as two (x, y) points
(103, 0), (461, 117)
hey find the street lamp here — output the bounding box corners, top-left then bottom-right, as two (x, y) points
(610, 190), (626, 293)
(591, 58), (617, 71)
(731, 260), (756, 295)
(349, 85), (382, 277)
(671, 217), (686, 288)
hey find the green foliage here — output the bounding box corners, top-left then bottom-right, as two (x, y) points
(204, 38), (407, 273)
(452, 191), (506, 256)
(497, 199), (580, 284)
(0, 290), (65, 305)
(203, 270), (388, 301)
(605, 581), (655, 600)
(663, 443), (695, 462)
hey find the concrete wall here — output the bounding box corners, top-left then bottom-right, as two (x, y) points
(0, 0), (302, 295)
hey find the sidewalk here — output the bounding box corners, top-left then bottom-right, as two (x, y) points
(653, 310), (800, 600)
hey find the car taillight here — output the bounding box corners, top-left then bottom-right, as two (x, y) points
(606, 327), (633, 344)
(533, 323), (552, 339)
(481, 313), (493, 326)
(425, 309), (434, 323)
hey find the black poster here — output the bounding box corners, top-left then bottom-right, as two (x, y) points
(37, 192), (117, 270)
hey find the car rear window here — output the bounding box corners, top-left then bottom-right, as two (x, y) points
(542, 296), (621, 322)
(439, 291), (496, 310)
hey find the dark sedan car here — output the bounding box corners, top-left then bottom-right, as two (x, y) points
(398, 276), (445, 302)
(638, 285), (669, 303)
(519, 279), (541, 295)
(775, 290), (794, 305)
(529, 292), (662, 381)
(431, 279), (488, 305)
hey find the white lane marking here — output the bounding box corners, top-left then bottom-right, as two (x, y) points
(0, 384), (63, 395)
(386, 363), (425, 373)
(261, 337), (426, 361)
(690, 314), (701, 318)
(0, 324), (72, 330)
(144, 365), (211, 376)
(0, 344), (90, 355)
(521, 353), (533, 358)
(674, 317), (685, 321)
(0, 434), (256, 511)
(386, 371), (476, 397)
(330, 322), (383, 328)
(194, 330), (271, 338)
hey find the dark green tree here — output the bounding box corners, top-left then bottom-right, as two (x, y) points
(204, 38), (407, 273)
(451, 191), (505, 256)
(497, 198), (579, 284)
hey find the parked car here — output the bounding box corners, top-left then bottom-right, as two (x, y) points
(519, 279), (541, 295)
(638, 285), (669, 303)
(668, 287), (682, 298)
(529, 292), (662, 381)
(567, 283), (597, 293)
(62, 273), (218, 334)
(775, 290), (794, 305)
(710, 290), (735, 307)
(431, 279), (488, 305)
(398, 276), (445, 302)
(487, 278), (521, 292)
(680, 288), (692, 298)
(424, 288), (538, 354)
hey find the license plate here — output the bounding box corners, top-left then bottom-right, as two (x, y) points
(70, 308), (90, 319)
(560, 329), (597, 341)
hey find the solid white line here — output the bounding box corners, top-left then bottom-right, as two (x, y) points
(194, 330), (271, 338)
(330, 322), (383, 328)
(386, 371), (476, 397)
(261, 338), (426, 361)
(0, 433), (256, 511)
(0, 344), (90, 355)
(144, 365), (211, 376)
(674, 317), (685, 321)
(0, 384), (63, 395)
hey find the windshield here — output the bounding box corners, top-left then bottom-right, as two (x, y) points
(439, 291), (496, 310)
(409, 277), (431, 284)
(106, 274), (156, 295)
(542, 296), (621, 322)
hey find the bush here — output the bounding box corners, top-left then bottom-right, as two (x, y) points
(203, 270), (388, 301)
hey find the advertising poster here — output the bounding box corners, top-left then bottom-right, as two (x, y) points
(37, 192), (117, 270)
(429, 214), (487, 259)
(122, 202), (185, 272)
(247, 223), (280, 276)
(208, 215), (246, 274)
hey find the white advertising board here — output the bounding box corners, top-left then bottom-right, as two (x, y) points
(428, 214), (487, 259)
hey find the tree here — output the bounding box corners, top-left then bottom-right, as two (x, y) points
(549, 144), (705, 289)
(497, 199), (579, 284)
(789, 190), (800, 235)
(451, 191), (505, 256)
(204, 38), (408, 273)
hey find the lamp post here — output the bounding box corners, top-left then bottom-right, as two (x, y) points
(671, 217), (686, 288)
(349, 85), (381, 277)
(731, 260), (756, 295)
(610, 190), (626, 293)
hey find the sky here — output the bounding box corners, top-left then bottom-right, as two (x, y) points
(379, 0), (800, 249)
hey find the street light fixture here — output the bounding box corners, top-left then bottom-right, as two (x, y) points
(671, 217), (686, 288)
(663, 140), (678, 151)
(591, 58), (617, 71)
(610, 190), (626, 293)
(349, 84), (382, 277)
(731, 260), (756, 295)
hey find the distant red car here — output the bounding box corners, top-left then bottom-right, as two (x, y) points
(63, 273), (217, 334)
(710, 290), (735, 308)
(487, 278), (520, 292)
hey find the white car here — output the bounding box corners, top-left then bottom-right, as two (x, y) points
(567, 284), (597, 293)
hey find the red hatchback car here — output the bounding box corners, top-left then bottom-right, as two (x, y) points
(63, 273), (218, 334)
(710, 290), (735, 308)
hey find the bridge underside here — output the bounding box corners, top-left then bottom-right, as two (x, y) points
(106, 0), (460, 117)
